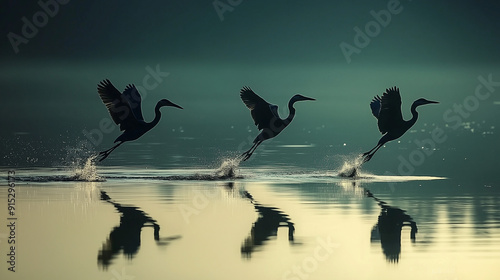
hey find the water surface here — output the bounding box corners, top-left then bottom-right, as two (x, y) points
(1, 165), (498, 280)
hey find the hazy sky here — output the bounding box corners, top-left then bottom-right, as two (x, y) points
(1, 0), (499, 172)
(1, 1), (499, 64)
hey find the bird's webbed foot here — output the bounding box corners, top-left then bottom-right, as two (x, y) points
(96, 150), (112, 162)
(240, 151), (252, 161)
(96, 143), (122, 162)
(239, 141), (260, 162)
(362, 154), (373, 163)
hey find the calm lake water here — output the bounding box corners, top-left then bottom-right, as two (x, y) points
(2, 1), (499, 278)
(1, 160), (499, 280)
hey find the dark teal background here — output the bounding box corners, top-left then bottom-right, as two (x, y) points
(1, 0), (499, 183)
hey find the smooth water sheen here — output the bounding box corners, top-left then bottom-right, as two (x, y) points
(1, 164), (499, 280)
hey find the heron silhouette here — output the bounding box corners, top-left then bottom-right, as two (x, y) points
(239, 86), (315, 161)
(362, 87), (438, 163)
(96, 79), (183, 162)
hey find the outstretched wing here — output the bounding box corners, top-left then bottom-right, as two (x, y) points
(377, 87), (404, 134)
(240, 86), (278, 130)
(97, 79), (137, 131)
(122, 84), (144, 121)
(370, 95), (382, 118)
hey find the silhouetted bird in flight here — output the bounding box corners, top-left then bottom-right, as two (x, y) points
(96, 79), (182, 162)
(362, 87), (438, 162)
(239, 86), (315, 161)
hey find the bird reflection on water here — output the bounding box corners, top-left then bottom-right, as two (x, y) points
(336, 180), (418, 262)
(97, 190), (180, 269)
(222, 182), (296, 258)
(366, 189), (418, 263)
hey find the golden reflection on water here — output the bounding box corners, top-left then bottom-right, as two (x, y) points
(0, 169), (499, 280)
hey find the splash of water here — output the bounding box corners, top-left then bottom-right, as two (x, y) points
(214, 157), (241, 178)
(56, 139), (104, 181)
(72, 155), (103, 182)
(337, 155), (364, 178)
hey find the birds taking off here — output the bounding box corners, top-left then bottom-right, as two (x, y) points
(239, 86), (315, 161)
(362, 87), (438, 163)
(96, 79), (183, 162)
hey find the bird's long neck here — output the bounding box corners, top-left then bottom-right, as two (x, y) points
(408, 103), (419, 128)
(284, 99), (297, 125)
(149, 103), (163, 129)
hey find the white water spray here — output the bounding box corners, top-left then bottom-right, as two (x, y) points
(214, 157), (241, 178)
(337, 155), (364, 178)
(72, 155), (103, 181)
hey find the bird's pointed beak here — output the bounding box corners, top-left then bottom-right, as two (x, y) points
(171, 103), (183, 109)
(303, 96), (316, 101)
(428, 100), (439, 104)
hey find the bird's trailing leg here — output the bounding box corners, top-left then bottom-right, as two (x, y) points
(240, 141), (262, 161)
(97, 142), (123, 162)
(361, 143), (383, 163)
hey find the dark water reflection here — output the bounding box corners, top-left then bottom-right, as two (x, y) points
(238, 187), (296, 258)
(219, 182), (296, 258)
(97, 190), (180, 269)
(366, 189), (417, 263)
